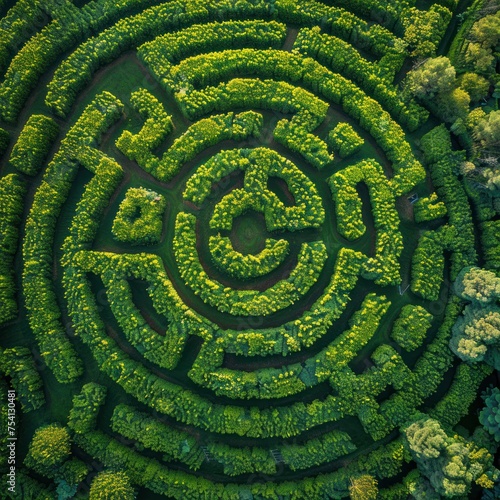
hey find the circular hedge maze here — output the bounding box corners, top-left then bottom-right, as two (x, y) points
(1, 0), (500, 499)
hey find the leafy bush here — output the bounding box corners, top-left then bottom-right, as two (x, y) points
(413, 193), (447, 223)
(391, 305), (433, 351)
(480, 388), (500, 443)
(9, 115), (59, 175)
(209, 235), (289, 279)
(112, 188), (166, 246)
(0, 347), (45, 412)
(0, 174), (25, 324)
(328, 122), (364, 158)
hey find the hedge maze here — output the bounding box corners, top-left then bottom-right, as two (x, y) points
(1, 0), (499, 499)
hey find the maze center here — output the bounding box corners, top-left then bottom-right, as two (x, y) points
(229, 211), (269, 255)
(1, 0), (499, 498)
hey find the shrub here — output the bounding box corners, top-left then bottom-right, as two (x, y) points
(112, 188), (166, 246)
(9, 115), (59, 175)
(0, 174), (25, 324)
(328, 122), (364, 158)
(25, 425), (71, 471)
(0, 347), (45, 412)
(89, 471), (135, 500)
(413, 193), (447, 223)
(391, 305), (433, 351)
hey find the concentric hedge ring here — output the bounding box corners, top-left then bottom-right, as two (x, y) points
(1, 1), (497, 498)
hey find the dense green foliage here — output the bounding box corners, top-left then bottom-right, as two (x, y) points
(25, 424), (71, 471)
(0, 173), (25, 323)
(1, 0), (499, 497)
(89, 471), (135, 500)
(9, 115), (58, 175)
(0, 346), (45, 412)
(391, 305), (433, 351)
(209, 235), (289, 279)
(480, 387), (500, 443)
(404, 417), (498, 497)
(112, 188), (166, 245)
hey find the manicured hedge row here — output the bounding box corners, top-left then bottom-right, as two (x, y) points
(167, 63), (424, 196)
(116, 89), (172, 168)
(9, 115), (59, 176)
(185, 147), (325, 229)
(410, 228), (450, 301)
(49, 17), (283, 117)
(329, 160), (403, 286)
(274, 0), (400, 60)
(62, 158), (123, 257)
(75, 252), (182, 370)
(0, 347), (45, 412)
(0, 0), (52, 74)
(111, 403), (356, 475)
(0, 174), (25, 324)
(330, 0), (410, 30)
(139, 20), (286, 91)
(420, 125), (476, 278)
(0, 0), (173, 121)
(391, 305), (433, 351)
(413, 192), (447, 223)
(166, 48), (334, 169)
(331, 344), (415, 440)
(329, 165), (366, 240)
(75, 427), (407, 499)
(328, 122), (364, 158)
(64, 255), (380, 438)
(217, 248), (365, 357)
(67, 383), (107, 436)
(143, 111), (262, 182)
(379, 299), (460, 430)
(23, 92), (123, 383)
(294, 27), (427, 131)
(112, 188), (166, 246)
(209, 235), (289, 280)
(274, 115), (333, 169)
(174, 211), (327, 317)
(431, 363), (493, 427)
(177, 76), (327, 122)
(188, 293), (389, 401)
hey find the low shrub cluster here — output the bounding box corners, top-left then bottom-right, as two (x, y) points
(0, 347), (45, 412)
(0, 174), (25, 324)
(209, 235), (289, 280)
(391, 305), (433, 351)
(174, 212), (327, 317)
(9, 115), (58, 175)
(112, 188), (166, 246)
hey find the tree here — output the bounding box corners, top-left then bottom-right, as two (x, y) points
(407, 57), (456, 101)
(458, 73), (490, 103)
(480, 387), (500, 443)
(473, 110), (500, 152)
(470, 11), (500, 47)
(349, 475), (378, 500)
(25, 424), (71, 472)
(454, 267), (500, 305)
(404, 417), (498, 497)
(450, 304), (500, 370)
(436, 87), (470, 123)
(89, 471), (135, 499)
